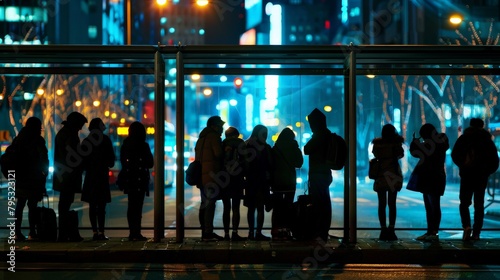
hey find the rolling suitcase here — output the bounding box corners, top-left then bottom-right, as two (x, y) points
(291, 194), (315, 241)
(36, 195), (57, 241)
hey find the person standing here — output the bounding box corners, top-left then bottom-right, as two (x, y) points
(304, 108), (332, 242)
(452, 118), (499, 241)
(245, 124), (273, 241)
(118, 121), (154, 241)
(81, 118), (116, 241)
(371, 124), (404, 241)
(271, 127), (303, 241)
(53, 112), (88, 242)
(220, 126), (247, 241)
(410, 123), (449, 242)
(14, 117), (49, 241)
(196, 116), (225, 241)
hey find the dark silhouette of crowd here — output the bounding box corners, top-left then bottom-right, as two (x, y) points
(6, 110), (500, 244)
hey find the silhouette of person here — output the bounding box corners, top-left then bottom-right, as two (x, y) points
(81, 118), (116, 241)
(410, 123), (449, 242)
(196, 116), (225, 241)
(271, 127), (303, 241)
(220, 126), (247, 241)
(14, 117), (49, 241)
(371, 124), (404, 241)
(304, 108), (332, 242)
(53, 111), (87, 242)
(118, 121), (154, 241)
(245, 124), (273, 241)
(452, 118), (499, 241)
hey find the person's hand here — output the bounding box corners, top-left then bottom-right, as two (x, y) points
(412, 132), (421, 141)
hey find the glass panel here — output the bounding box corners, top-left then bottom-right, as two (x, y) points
(357, 74), (500, 239)
(182, 74), (345, 238)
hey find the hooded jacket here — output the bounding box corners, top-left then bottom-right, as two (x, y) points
(304, 108), (332, 175)
(452, 126), (499, 178)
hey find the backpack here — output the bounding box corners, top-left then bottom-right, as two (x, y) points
(0, 143), (18, 178)
(325, 133), (347, 170)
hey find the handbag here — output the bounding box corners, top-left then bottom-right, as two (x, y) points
(368, 158), (380, 179)
(185, 137), (206, 187)
(406, 167), (420, 192)
(185, 160), (202, 186)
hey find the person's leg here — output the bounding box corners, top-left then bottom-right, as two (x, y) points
(423, 194), (432, 234)
(15, 197), (27, 240)
(222, 196), (231, 238)
(127, 192), (139, 238)
(199, 186), (206, 237)
(247, 206), (255, 239)
(428, 194), (441, 234)
(376, 191), (388, 240)
(283, 191), (295, 232)
(58, 191), (74, 241)
(377, 191), (387, 228)
(88, 202), (98, 235)
(97, 201), (108, 239)
(231, 197), (241, 234)
(310, 175), (332, 242)
(386, 190), (398, 240)
(472, 180), (487, 238)
(26, 198), (39, 238)
(387, 190), (397, 227)
(459, 177), (474, 240)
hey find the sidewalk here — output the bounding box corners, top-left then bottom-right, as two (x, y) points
(2, 236), (500, 265)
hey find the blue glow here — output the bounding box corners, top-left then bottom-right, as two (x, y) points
(270, 4), (282, 45)
(342, 0), (348, 24)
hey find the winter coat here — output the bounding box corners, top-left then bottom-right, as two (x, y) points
(272, 128), (303, 192)
(119, 138), (154, 196)
(304, 108), (332, 176)
(371, 137), (404, 192)
(13, 127), (49, 200)
(409, 133), (449, 196)
(53, 124), (84, 193)
(452, 126), (499, 179)
(245, 134), (273, 207)
(221, 136), (247, 198)
(81, 131), (116, 204)
(195, 126), (223, 187)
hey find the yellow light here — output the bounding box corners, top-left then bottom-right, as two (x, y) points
(36, 88), (44, 95)
(75, 100), (82, 107)
(156, 0), (167, 6)
(111, 113), (117, 119)
(295, 122), (302, 128)
(120, 118), (126, 124)
(117, 127), (128, 136)
(56, 89), (64, 96)
(196, 0), (209, 6)
(93, 100), (100, 107)
(146, 127), (155, 135)
(143, 114), (148, 119)
(449, 15), (463, 25)
(191, 74), (201, 80)
(324, 105), (332, 112)
(124, 100), (130, 106)
(203, 88), (212, 96)
(104, 111), (110, 117)
(366, 74), (376, 79)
